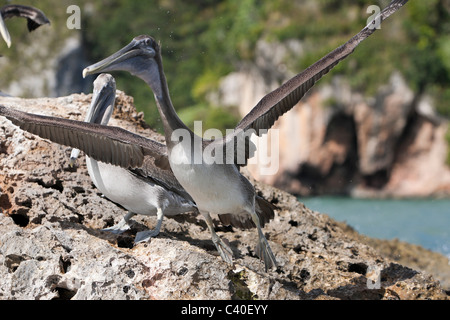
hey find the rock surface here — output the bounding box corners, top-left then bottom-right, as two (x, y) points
(0, 93), (449, 300)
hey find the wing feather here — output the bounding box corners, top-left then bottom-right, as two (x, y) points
(224, 0), (408, 166)
(0, 105), (169, 170)
(235, 0), (408, 135)
(1, 4), (50, 31)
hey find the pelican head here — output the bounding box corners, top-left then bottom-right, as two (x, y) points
(70, 73), (116, 166)
(83, 35), (165, 97)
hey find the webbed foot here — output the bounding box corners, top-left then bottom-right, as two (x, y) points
(255, 231), (277, 272)
(212, 233), (234, 265)
(135, 229), (160, 243)
(102, 212), (135, 234)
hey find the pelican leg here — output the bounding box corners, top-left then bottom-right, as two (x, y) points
(135, 207), (164, 243)
(250, 210), (277, 272)
(102, 212), (135, 234)
(202, 211), (234, 265)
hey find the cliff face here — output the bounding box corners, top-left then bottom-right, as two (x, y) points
(214, 40), (450, 198)
(1, 93), (449, 300)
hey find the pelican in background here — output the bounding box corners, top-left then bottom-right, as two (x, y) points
(0, 73), (199, 243)
(82, 0), (408, 271)
(0, 4), (50, 48)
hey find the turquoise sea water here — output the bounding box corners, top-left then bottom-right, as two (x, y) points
(300, 197), (450, 259)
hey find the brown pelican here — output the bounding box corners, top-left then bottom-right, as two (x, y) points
(0, 4), (50, 48)
(82, 0), (408, 271)
(69, 73), (198, 241)
(0, 74), (199, 242)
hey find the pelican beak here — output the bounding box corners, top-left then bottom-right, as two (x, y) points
(85, 86), (111, 123)
(83, 40), (140, 78)
(0, 15), (12, 48)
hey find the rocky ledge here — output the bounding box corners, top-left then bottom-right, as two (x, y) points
(0, 92), (449, 300)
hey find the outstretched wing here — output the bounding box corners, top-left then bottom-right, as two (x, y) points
(235, 0), (408, 136)
(0, 105), (170, 170)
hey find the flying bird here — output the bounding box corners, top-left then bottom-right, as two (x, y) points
(0, 4), (50, 48)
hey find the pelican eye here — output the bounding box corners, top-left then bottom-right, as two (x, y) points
(144, 38), (152, 46)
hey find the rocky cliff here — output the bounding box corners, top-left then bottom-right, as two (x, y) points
(0, 93), (449, 300)
(214, 40), (450, 198)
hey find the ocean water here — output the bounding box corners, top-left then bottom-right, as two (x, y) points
(300, 197), (450, 259)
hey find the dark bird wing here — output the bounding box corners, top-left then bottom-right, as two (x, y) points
(218, 196), (276, 230)
(130, 163), (195, 203)
(227, 0), (408, 163)
(0, 105), (170, 170)
(1, 4), (50, 31)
